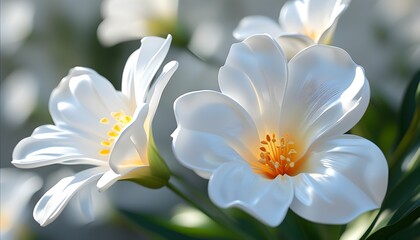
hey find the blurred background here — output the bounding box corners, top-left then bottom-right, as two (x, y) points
(1, 0), (419, 239)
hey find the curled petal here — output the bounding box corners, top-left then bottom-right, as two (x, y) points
(280, 45), (369, 150)
(219, 35), (287, 134)
(12, 125), (106, 168)
(109, 105), (149, 175)
(173, 91), (259, 176)
(34, 167), (105, 226)
(144, 60), (178, 133)
(49, 67), (129, 139)
(209, 162), (294, 227)
(291, 135), (387, 224)
(279, 0), (350, 42)
(233, 16), (283, 40)
(279, 0), (306, 35)
(121, 35), (172, 107)
(97, 170), (121, 192)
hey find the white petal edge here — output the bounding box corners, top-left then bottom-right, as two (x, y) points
(219, 34), (287, 134)
(109, 105), (149, 175)
(172, 90), (259, 176)
(233, 16), (283, 40)
(49, 67), (129, 139)
(121, 35), (172, 107)
(290, 135), (388, 224)
(280, 45), (369, 149)
(209, 162), (294, 227)
(144, 60), (178, 133)
(12, 125), (107, 168)
(34, 167), (105, 226)
(97, 170), (121, 192)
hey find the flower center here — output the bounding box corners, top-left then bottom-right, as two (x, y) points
(252, 133), (302, 179)
(98, 111), (132, 156)
(304, 28), (318, 42)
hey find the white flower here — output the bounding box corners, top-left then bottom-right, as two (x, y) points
(234, 0), (351, 59)
(12, 35), (178, 226)
(1, 168), (42, 240)
(172, 35), (388, 227)
(98, 0), (179, 46)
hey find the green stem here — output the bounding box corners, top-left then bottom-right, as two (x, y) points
(390, 106), (420, 168)
(166, 181), (255, 240)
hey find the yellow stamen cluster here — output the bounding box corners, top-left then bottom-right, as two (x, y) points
(99, 111), (132, 156)
(253, 133), (298, 179)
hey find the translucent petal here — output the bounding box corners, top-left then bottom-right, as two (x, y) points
(290, 135), (387, 224)
(209, 162), (294, 227)
(109, 105), (149, 174)
(121, 35), (172, 107)
(280, 45), (369, 151)
(97, 170), (121, 192)
(33, 167), (105, 226)
(219, 35), (287, 134)
(173, 90), (259, 176)
(12, 125), (106, 168)
(144, 60), (178, 133)
(49, 67), (129, 139)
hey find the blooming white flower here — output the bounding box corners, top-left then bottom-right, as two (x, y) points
(98, 0), (179, 46)
(1, 168), (42, 240)
(12, 35), (178, 226)
(234, 0), (351, 59)
(172, 34), (388, 227)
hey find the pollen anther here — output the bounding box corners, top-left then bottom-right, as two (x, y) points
(253, 133), (299, 178)
(98, 110), (132, 156)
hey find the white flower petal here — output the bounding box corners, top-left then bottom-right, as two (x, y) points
(97, 170), (121, 192)
(34, 167), (105, 226)
(290, 135), (387, 224)
(121, 35), (172, 107)
(109, 105), (149, 174)
(219, 35), (287, 134)
(209, 162), (294, 227)
(277, 34), (314, 60)
(144, 60), (178, 133)
(12, 125), (106, 168)
(280, 45), (369, 148)
(305, 0), (349, 41)
(49, 67), (129, 139)
(279, 0), (350, 43)
(173, 91), (259, 176)
(233, 16), (283, 40)
(279, 0), (307, 35)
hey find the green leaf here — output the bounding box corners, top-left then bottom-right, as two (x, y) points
(118, 209), (230, 240)
(398, 70), (420, 142)
(366, 205), (419, 240)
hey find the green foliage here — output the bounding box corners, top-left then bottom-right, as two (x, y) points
(118, 209), (230, 240)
